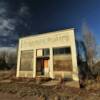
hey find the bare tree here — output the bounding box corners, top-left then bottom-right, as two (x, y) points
(7, 52), (17, 69)
(0, 51), (8, 70)
(82, 22), (96, 67)
(0, 49), (17, 70)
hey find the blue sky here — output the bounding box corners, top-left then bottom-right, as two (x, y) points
(0, 0), (100, 46)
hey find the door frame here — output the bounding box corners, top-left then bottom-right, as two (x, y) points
(36, 57), (49, 76)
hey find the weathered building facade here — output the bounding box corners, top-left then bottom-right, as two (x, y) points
(16, 28), (79, 81)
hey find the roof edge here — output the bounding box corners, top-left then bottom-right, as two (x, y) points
(20, 28), (75, 40)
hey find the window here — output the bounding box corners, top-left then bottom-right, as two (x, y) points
(43, 48), (49, 56)
(37, 49), (43, 57)
(53, 47), (71, 55)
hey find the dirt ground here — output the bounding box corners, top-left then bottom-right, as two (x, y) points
(0, 71), (99, 100)
(0, 82), (100, 100)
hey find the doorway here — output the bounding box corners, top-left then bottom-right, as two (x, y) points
(36, 57), (49, 76)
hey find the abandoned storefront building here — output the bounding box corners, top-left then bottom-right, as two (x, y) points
(16, 28), (79, 81)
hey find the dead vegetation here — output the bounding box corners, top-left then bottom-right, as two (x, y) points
(0, 70), (100, 100)
(0, 81), (100, 100)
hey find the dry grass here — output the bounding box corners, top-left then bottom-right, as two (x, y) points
(0, 70), (100, 100)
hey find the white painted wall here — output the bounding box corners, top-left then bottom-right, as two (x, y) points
(16, 28), (79, 81)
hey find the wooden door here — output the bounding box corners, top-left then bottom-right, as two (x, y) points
(43, 59), (49, 75)
(36, 58), (44, 75)
(44, 59), (48, 68)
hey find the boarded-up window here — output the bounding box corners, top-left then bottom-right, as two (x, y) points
(53, 47), (72, 71)
(20, 50), (33, 71)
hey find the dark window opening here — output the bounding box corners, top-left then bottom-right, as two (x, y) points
(43, 48), (49, 56)
(53, 47), (71, 55)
